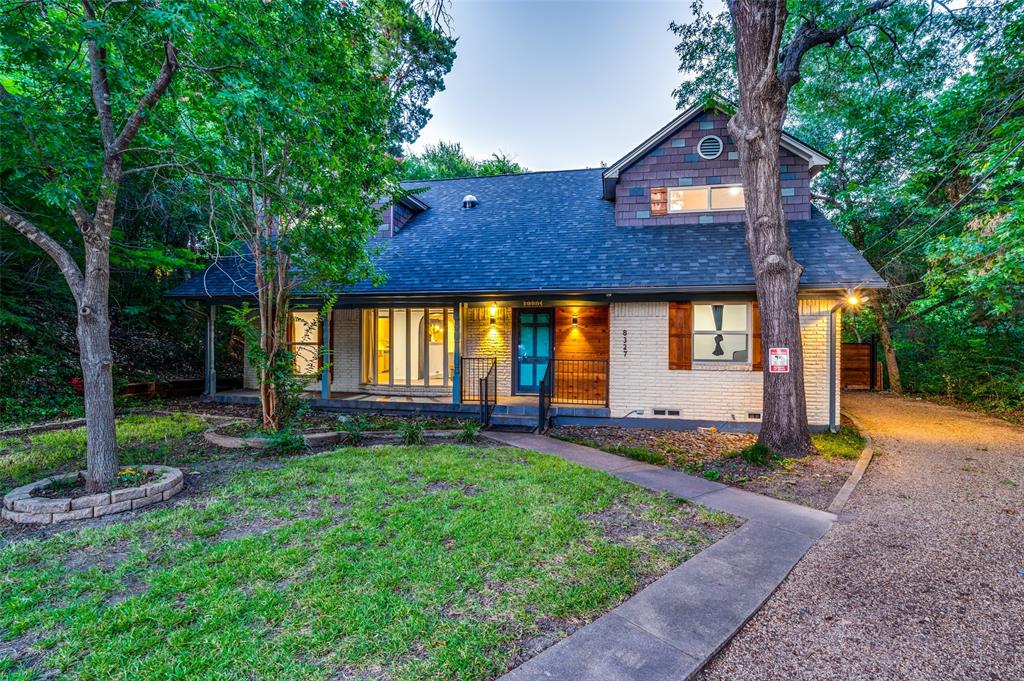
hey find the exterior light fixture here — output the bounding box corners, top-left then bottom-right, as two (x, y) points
(571, 315), (579, 327)
(489, 304), (497, 325)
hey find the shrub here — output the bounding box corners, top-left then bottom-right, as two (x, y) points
(340, 415), (369, 445)
(262, 427), (306, 455)
(457, 420), (480, 443)
(736, 443), (779, 467)
(397, 420), (425, 446)
(703, 468), (721, 482)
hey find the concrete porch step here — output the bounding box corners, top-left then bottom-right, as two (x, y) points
(487, 413), (539, 432)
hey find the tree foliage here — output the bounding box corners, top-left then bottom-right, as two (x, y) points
(674, 0), (1024, 420)
(401, 140), (527, 180)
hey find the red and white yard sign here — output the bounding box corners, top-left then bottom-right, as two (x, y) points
(768, 347), (790, 373)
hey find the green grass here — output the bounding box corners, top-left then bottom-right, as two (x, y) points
(0, 442), (733, 680)
(812, 425), (866, 461)
(551, 435), (666, 465)
(0, 415), (207, 493)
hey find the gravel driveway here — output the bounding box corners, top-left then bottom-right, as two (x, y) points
(700, 392), (1024, 680)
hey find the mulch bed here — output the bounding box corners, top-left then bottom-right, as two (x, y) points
(549, 425), (857, 510)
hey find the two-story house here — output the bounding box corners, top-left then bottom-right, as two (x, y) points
(168, 101), (886, 431)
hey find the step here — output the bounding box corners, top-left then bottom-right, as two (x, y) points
(488, 413), (539, 432)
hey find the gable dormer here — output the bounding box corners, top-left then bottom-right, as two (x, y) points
(602, 100), (829, 227)
(377, 193), (430, 237)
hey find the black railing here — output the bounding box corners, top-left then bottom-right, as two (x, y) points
(479, 361), (497, 427)
(550, 359), (609, 406)
(461, 357), (497, 402)
(538, 364), (552, 432)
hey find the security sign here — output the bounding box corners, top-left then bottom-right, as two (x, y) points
(768, 347), (790, 373)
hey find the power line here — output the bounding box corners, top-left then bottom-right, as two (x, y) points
(862, 80), (1024, 254)
(876, 133), (1024, 271)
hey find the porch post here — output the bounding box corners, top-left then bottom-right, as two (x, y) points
(452, 303), (462, 404)
(204, 305), (217, 396)
(321, 307), (331, 400)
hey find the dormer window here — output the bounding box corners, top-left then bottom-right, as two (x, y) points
(668, 184), (745, 213)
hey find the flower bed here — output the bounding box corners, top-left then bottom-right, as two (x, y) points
(2, 464), (183, 524)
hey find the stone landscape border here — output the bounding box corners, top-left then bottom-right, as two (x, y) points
(2, 465), (184, 524)
(826, 411), (876, 514)
(203, 424), (464, 449)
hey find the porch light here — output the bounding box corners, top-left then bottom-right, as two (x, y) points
(489, 304), (497, 325)
(571, 314), (579, 327)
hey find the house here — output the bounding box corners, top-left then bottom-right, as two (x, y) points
(167, 101), (886, 431)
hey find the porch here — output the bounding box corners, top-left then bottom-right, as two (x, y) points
(203, 300), (611, 415)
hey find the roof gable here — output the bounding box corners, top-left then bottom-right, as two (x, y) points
(601, 99), (830, 199)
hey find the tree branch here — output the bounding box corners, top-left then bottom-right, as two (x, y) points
(0, 202), (84, 303)
(778, 0), (898, 92)
(110, 40), (179, 156)
(82, 0), (116, 150)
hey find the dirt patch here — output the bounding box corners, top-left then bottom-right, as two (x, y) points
(549, 425), (856, 510)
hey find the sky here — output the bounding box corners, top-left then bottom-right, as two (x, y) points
(408, 0), (699, 171)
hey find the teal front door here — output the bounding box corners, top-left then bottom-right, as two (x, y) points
(515, 310), (552, 394)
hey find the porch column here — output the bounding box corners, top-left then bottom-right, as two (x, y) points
(452, 303), (462, 404)
(204, 305), (217, 396)
(321, 308), (331, 400)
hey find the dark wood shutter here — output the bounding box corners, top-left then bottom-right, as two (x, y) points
(751, 301), (762, 371)
(650, 187), (668, 216)
(668, 301), (692, 370)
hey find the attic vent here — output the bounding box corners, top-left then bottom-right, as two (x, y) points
(462, 194), (478, 209)
(698, 135), (724, 160)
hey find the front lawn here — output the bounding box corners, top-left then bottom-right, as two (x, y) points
(0, 415), (208, 494)
(1, 418), (736, 680)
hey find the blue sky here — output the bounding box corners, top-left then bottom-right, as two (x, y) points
(408, 0), (699, 171)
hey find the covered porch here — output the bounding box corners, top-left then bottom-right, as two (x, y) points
(201, 298), (611, 411)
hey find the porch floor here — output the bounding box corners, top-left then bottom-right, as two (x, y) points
(210, 390), (567, 407)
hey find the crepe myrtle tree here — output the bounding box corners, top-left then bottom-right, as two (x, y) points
(192, 0), (453, 431)
(0, 1), (195, 491)
(673, 0), (902, 456)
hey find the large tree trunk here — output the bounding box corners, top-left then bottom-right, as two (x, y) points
(870, 298), (902, 394)
(728, 0), (812, 457)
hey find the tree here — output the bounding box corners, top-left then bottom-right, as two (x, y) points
(401, 141), (526, 180)
(1, 1), (189, 491)
(187, 0), (454, 431)
(674, 0), (906, 455)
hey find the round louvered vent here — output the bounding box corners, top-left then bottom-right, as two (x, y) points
(698, 135), (724, 160)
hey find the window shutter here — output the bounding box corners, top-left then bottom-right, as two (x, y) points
(751, 301), (763, 371)
(668, 301), (692, 370)
(650, 187), (668, 216)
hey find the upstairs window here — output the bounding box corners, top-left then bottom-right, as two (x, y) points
(668, 185), (745, 213)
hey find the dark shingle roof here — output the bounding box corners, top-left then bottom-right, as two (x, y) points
(167, 168), (885, 300)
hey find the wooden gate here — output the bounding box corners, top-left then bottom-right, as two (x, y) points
(841, 340), (876, 390)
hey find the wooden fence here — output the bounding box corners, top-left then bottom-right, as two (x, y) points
(841, 339), (878, 390)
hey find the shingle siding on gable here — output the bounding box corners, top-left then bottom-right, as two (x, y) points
(614, 111), (811, 227)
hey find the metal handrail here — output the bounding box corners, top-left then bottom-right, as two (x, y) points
(478, 358), (497, 427)
(549, 359), (609, 407)
(537, 363), (552, 432)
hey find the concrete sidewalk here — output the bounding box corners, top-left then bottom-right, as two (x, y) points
(487, 432), (835, 681)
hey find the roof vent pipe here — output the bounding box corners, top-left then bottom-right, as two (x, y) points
(462, 194), (478, 209)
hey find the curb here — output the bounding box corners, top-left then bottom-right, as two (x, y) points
(826, 411), (875, 515)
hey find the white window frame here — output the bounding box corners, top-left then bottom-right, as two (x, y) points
(692, 302), (751, 364)
(667, 183), (745, 213)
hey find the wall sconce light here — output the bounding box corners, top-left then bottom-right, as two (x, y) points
(489, 304), (497, 325)
(571, 315), (579, 327)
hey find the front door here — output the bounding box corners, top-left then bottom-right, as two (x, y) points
(515, 310), (552, 394)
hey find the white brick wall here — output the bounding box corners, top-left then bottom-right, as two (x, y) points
(609, 299), (840, 427)
(462, 306), (513, 396)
